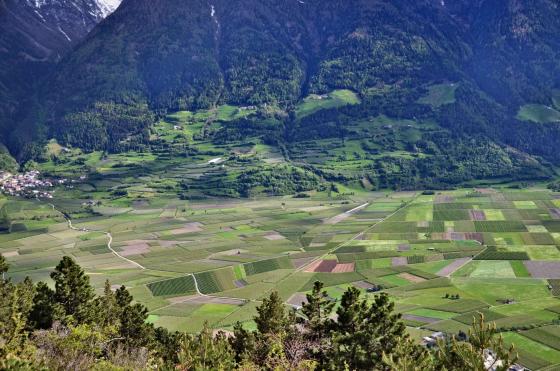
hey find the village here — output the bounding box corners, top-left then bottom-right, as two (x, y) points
(0, 170), (60, 199)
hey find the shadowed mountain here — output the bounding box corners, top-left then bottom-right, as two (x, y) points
(0, 0), (121, 148)
(6, 0), (560, 174)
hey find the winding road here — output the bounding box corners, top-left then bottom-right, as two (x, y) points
(49, 202), (146, 270)
(48, 201), (250, 303)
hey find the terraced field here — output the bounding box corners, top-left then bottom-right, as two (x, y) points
(2, 187), (560, 369)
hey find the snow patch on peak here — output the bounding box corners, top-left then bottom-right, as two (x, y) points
(26, 0), (47, 8)
(25, 0), (122, 18)
(96, 0), (122, 18)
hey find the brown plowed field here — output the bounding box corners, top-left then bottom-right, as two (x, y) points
(392, 257), (408, 266)
(304, 260), (354, 273)
(398, 272), (426, 283)
(332, 263), (355, 273)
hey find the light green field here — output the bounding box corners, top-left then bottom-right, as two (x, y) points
(405, 204), (433, 221)
(517, 104), (560, 123)
(468, 261), (516, 278)
(484, 209), (505, 221)
(296, 90), (361, 119)
(405, 308), (457, 320)
(510, 260), (531, 277)
(527, 246), (560, 260)
(527, 225), (549, 233)
(514, 200), (538, 209)
(453, 278), (552, 305)
(502, 332), (560, 368)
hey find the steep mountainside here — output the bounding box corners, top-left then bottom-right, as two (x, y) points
(8, 0), (560, 188)
(0, 0), (121, 144)
(467, 0), (560, 107)
(51, 0), (470, 107)
(15, 0), (469, 150)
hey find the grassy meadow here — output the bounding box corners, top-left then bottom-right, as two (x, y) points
(517, 104), (560, 123)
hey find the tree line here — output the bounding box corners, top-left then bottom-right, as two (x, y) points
(0, 254), (518, 370)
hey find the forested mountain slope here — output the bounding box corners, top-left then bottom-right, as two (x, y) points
(6, 0), (560, 188)
(0, 0), (121, 147)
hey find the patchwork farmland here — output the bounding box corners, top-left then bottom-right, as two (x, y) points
(2, 188), (560, 369)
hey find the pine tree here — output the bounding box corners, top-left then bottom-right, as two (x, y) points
(301, 281), (335, 340)
(323, 286), (367, 369)
(366, 291), (409, 361)
(254, 291), (289, 336)
(50, 256), (95, 324)
(14, 277), (35, 331)
(434, 314), (518, 370)
(0, 274), (36, 364)
(251, 291), (296, 368)
(28, 282), (60, 330)
(322, 288), (410, 370)
(300, 281), (335, 361)
(231, 321), (256, 364)
(95, 280), (119, 328)
(115, 285), (133, 309)
(115, 284), (154, 348)
(382, 339), (434, 371)
(154, 326), (181, 368)
(119, 303), (153, 347)
(176, 322), (235, 370)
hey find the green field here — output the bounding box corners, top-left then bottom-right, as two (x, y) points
(296, 89), (361, 119)
(417, 83), (458, 107)
(517, 104), (560, 123)
(2, 181), (560, 367)
(503, 332), (560, 369)
(463, 261), (516, 278)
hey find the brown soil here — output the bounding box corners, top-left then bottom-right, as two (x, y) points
(398, 272), (426, 283)
(332, 263), (355, 273)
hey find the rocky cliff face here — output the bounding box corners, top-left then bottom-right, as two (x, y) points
(0, 0), (121, 142)
(1, 0), (121, 61)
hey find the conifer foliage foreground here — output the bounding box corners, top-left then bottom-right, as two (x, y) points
(0, 254), (517, 370)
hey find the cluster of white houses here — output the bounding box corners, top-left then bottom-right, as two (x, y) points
(0, 170), (58, 198)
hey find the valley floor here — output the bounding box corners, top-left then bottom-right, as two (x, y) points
(2, 187), (560, 369)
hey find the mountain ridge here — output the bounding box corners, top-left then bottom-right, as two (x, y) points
(4, 0), (560, 190)
(0, 0), (122, 150)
